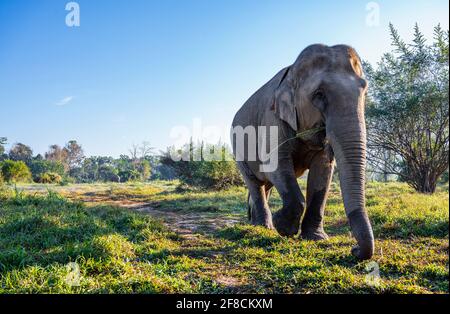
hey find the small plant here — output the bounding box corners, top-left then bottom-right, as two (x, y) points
(12, 184), (26, 205)
(37, 172), (62, 184)
(59, 177), (74, 186)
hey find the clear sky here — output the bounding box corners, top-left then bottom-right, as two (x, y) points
(0, 0), (448, 157)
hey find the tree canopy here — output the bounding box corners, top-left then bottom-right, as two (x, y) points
(365, 23), (449, 193)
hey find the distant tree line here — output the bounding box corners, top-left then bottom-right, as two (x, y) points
(0, 137), (242, 190)
(0, 140), (173, 185)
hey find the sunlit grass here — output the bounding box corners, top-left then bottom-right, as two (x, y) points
(0, 180), (448, 293)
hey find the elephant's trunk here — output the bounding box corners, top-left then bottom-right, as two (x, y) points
(327, 114), (374, 260)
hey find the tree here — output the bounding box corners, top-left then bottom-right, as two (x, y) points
(45, 144), (69, 171)
(365, 24), (449, 193)
(0, 137), (6, 155)
(126, 142), (153, 181)
(129, 141), (154, 160)
(114, 155), (147, 182)
(138, 141), (154, 159)
(98, 164), (120, 182)
(8, 143), (33, 164)
(29, 159), (65, 182)
(64, 140), (84, 170)
(0, 160), (32, 183)
(135, 159), (151, 181)
(129, 144), (139, 161)
(161, 141), (243, 190)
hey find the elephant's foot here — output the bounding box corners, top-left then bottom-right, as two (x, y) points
(300, 228), (329, 241)
(251, 220), (274, 229)
(250, 217), (274, 229)
(250, 209), (274, 229)
(272, 211), (300, 237)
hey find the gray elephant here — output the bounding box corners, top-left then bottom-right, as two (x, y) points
(231, 44), (374, 260)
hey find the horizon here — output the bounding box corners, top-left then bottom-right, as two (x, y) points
(1, 0), (449, 158)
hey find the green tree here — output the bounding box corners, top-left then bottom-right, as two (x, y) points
(161, 141), (243, 190)
(365, 23), (449, 193)
(29, 159), (65, 182)
(98, 164), (120, 182)
(0, 137), (6, 156)
(135, 159), (151, 181)
(0, 160), (32, 183)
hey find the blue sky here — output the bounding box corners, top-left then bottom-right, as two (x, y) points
(0, 0), (448, 157)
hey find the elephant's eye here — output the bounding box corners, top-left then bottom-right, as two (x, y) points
(313, 89), (326, 101)
(312, 89), (327, 111)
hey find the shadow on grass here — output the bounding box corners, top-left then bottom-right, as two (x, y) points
(370, 213), (449, 239)
(149, 195), (242, 213)
(0, 194), (172, 273)
(213, 225), (284, 248)
(324, 213), (449, 239)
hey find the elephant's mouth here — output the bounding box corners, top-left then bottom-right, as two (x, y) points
(296, 123), (327, 150)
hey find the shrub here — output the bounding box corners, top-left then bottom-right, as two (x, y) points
(160, 142), (243, 190)
(29, 159), (65, 182)
(0, 160), (32, 183)
(58, 176), (74, 186)
(37, 172), (62, 184)
(98, 164), (120, 182)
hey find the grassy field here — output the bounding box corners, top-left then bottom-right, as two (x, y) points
(0, 180), (448, 293)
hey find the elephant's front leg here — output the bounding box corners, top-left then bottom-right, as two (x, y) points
(300, 149), (334, 240)
(270, 161), (306, 237)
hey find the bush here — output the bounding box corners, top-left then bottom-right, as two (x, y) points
(37, 172), (62, 184)
(98, 164), (120, 182)
(29, 159), (65, 182)
(56, 176), (75, 186)
(161, 142), (243, 190)
(0, 160), (32, 183)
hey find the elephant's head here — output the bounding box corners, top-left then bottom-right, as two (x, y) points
(274, 44), (374, 260)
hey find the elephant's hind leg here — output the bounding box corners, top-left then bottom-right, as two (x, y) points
(248, 182), (273, 222)
(246, 183), (274, 229)
(238, 162), (274, 229)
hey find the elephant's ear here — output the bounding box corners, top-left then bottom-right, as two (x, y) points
(272, 67), (298, 131)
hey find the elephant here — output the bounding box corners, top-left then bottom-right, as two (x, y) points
(231, 44), (374, 260)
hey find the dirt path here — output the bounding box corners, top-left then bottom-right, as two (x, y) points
(15, 184), (251, 291)
(123, 202), (243, 241)
(122, 202), (248, 290)
(16, 184), (244, 241)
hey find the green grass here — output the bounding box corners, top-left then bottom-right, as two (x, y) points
(0, 181), (448, 293)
